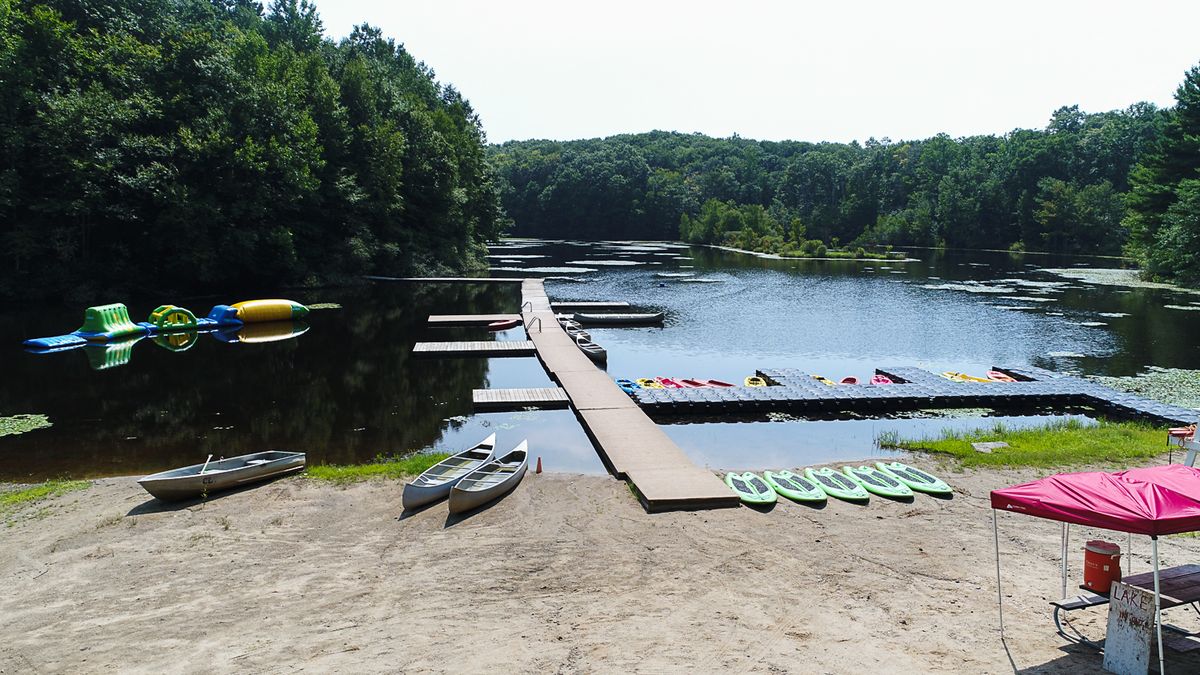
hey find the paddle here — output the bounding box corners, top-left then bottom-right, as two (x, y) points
(200, 454), (213, 474)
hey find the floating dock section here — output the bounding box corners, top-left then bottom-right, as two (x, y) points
(473, 387), (570, 411)
(630, 365), (1200, 426)
(427, 314), (521, 326)
(412, 341), (535, 357)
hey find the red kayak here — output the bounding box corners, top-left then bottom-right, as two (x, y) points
(840, 376), (859, 385)
(680, 379), (708, 387)
(986, 370), (1017, 383)
(706, 379), (735, 387)
(655, 377), (684, 388)
(870, 374), (893, 385)
(487, 318), (521, 331)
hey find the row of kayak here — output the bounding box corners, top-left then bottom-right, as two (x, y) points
(724, 462), (952, 505)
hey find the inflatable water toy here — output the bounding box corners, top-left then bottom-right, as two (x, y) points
(23, 299), (306, 350)
(213, 321), (309, 344)
(231, 299), (309, 323)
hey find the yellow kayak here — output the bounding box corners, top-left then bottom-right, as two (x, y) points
(636, 378), (665, 389)
(942, 371), (991, 383)
(745, 376), (767, 387)
(812, 375), (837, 386)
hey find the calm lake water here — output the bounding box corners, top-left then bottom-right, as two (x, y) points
(3, 241), (1199, 481)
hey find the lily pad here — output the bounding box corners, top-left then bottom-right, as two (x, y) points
(0, 414), (52, 438)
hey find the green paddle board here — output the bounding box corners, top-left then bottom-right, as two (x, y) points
(724, 472), (778, 504)
(804, 467), (869, 501)
(876, 461), (952, 495)
(763, 470), (827, 503)
(843, 465), (914, 498)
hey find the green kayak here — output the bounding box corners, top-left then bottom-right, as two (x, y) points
(804, 467), (869, 502)
(876, 461), (953, 495)
(725, 472), (778, 504)
(843, 465), (914, 498)
(763, 470), (827, 503)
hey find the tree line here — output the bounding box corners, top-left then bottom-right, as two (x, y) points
(491, 63), (1200, 281)
(1, 0), (503, 302)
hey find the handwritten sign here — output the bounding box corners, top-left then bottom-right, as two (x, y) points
(1104, 581), (1156, 675)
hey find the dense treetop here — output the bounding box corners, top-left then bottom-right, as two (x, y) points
(489, 69), (1200, 280)
(0, 0), (503, 302)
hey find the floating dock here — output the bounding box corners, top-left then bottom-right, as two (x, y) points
(629, 365), (1200, 426)
(364, 275), (522, 284)
(412, 341), (535, 357)
(427, 314), (521, 326)
(473, 387), (570, 411)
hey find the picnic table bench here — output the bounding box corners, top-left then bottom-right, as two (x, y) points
(1052, 564), (1200, 646)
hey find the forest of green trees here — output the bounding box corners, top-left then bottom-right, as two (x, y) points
(491, 65), (1200, 282)
(1, 0), (503, 302)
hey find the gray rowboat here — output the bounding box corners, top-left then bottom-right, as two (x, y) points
(574, 312), (664, 326)
(574, 335), (607, 364)
(138, 450), (306, 501)
(448, 440), (528, 514)
(402, 433), (497, 510)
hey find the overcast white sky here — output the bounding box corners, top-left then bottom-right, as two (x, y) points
(316, 0), (1200, 144)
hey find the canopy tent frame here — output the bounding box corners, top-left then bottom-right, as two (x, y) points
(988, 464), (1200, 674)
(993, 512), (1165, 674)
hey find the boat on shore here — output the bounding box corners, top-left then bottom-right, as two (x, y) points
(402, 434), (497, 510)
(138, 451), (306, 501)
(448, 441), (529, 514)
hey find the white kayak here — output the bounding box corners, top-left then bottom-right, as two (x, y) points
(402, 433), (497, 510)
(448, 441), (529, 514)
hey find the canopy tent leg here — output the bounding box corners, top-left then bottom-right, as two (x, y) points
(1128, 531), (1133, 576)
(1061, 522), (1070, 597)
(994, 509), (1005, 642)
(1153, 536), (1165, 674)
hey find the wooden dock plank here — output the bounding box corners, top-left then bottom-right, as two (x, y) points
(427, 314), (521, 326)
(366, 275), (523, 283)
(473, 387), (569, 411)
(550, 301), (631, 310)
(412, 341), (535, 357)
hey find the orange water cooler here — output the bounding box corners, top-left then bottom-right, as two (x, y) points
(1083, 540), (1122, 593)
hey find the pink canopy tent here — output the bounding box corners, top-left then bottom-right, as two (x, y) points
(990, 464), (1200, 674)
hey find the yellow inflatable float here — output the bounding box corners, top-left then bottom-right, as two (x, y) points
(230, 299), (309, 323)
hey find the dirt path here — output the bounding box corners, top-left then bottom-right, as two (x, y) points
(2, 461), (1199, 673)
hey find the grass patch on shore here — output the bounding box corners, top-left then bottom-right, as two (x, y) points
(1, 480), (90, 519)
(883, 419), (1168, 468)
(305, 452), (451, 485)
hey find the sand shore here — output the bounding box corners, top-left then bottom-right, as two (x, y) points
(3, 460), (1199, 673)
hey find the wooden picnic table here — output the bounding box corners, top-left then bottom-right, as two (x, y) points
(1052, 564), (1200, 646)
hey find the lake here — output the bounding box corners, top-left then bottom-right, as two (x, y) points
(3, 241), (1198, 482)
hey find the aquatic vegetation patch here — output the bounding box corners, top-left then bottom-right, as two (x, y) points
(490, 266), (598, 273)
(0, 414), (52, 438)
(1088, 367), (1200, 410)
(886, 419), (1166, 468)
(566, 259), (643, 266)
(1041, 268), (1200, 294)
(306, 303), (342, 310)
(305, 452), (452, 485)
(1164, 304), (1200, 311)
(922, 282), (1015, 294)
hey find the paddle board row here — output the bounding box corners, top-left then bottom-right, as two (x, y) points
(724, 462), (952, 505)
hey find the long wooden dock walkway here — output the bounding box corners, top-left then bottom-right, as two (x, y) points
(520, 279), (738, 512)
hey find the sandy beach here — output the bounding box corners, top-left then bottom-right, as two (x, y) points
(3, 460), (1200, 674)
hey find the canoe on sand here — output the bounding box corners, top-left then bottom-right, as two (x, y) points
(138, 451), (306, 501)
(403, 434), (497, 510)
(448, 441), (529, 514)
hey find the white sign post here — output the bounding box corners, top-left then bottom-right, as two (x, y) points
(1104, 581), (1157, 675)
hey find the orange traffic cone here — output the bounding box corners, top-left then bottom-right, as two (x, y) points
(536, 457), (542, 474)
